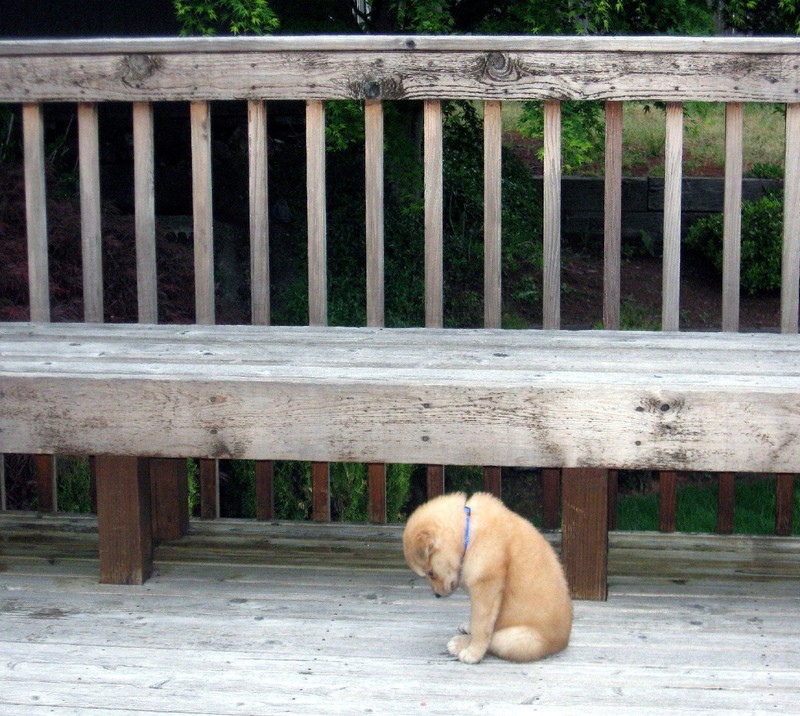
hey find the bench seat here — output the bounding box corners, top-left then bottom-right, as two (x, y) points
(2, 321), (799, 473)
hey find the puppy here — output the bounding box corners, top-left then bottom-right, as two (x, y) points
(403, 491), (572, 664)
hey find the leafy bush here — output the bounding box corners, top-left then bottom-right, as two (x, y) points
(684, 190), (784, 295)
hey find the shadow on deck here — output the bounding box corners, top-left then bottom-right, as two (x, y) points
(1, 513), (799, 715)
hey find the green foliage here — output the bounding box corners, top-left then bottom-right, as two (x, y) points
(723, 0), (800, 35)
(56, 457), (93, 513)
(174, 0), (279, 35)
(685, 190), (785, 295)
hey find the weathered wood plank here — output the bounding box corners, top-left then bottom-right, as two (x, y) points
(717, 472), (736, 534)
(190, 101), (215, 326)
(306, 100), (327, 328)
(782, 103), (800, 334)
(722, 102), (743, 332)
(775, 473), (795, 536)
(662, 102), (683, 332)
(132, 101), (158, 324)
(542, 468), (561, 530)
(483, 100), (502, 329)
(248, 99), (269, 327)
(365, 99), (384, 329)
(254, 459), (274, 521)
(659, 470), (677, 533)
(22, 103), (49, 323)
(149, 458), (189, 542)
(424, 99), (443, 329)
(2, 40), (799, 103)
(198, 458), (219, 519)
(77, 102), (103, 323)
(543, 100), (561, 329)
(31, 454), (56, 514)
(603, 101), (623, 330)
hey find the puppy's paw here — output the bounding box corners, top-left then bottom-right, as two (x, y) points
(458, 622), (471, 635)
(457, 644), (485, 664)
(447, 634), (470, 657)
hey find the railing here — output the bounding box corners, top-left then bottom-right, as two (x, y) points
(0, 35), (798, 531)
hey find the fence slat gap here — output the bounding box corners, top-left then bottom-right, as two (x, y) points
(722, 102), (743, 333)
(22, 102), (50, 323)
(603, 101), (623, 330)
(484, 100), (502, 329)
(78, 102), (103, 323)
(248, 100), (270, 327)
(133, 102), (157, 324)
(543, 100), (561, 330)
(190, 100), (215, 326)
(782, 103), (800, 334)
(306, 99), (328, 328)
(662, 102), (683, 332)
(365, 99), (385, 329)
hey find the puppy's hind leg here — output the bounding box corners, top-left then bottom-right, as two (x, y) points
(488, 627), (566, 663)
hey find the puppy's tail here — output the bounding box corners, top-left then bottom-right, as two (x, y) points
(488, 626), (568, 663)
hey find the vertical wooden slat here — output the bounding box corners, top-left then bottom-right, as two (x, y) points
(307, 99), (328, 328)
(365, 100), (387, 522)
(0, 455), (6, 511)
(32, 454), (57, 513)
(248, 99), (270, 327)
(543, 101), (561, 330)
(96, 456), (152, 585)
(424, 100), (445, 496)
(775, 474), (795, 536)
(149, 458), (189, 541)
(604, 102), (623, 330)
(133, 101), (158, 324)
(561, 468), (608, 601)
(484, 100), (502, 329)
(607, 469), (619, 531)
(365, 99), (385, 328)
(78, 102), (103, 323)
(199, 459), (219, 519)
(722, 103), (743, 332)
(662, 102), (683, 332)
(424, 99), (444, 328)
(541, 468), (561, 530)
(255, 461), (274, 521)
(427, 465), (445, 499)
(659, 470), (677, 533)
(782, 103), (800, 334)
(483, 466), (502, 498)
(191, 100), (215, 326)
(22, 103), (50, 322)
(306, 100), (330, 520)
(248, 99), (275, 522)
(717, 472), (736, 534)
(368, 463), (387, 524)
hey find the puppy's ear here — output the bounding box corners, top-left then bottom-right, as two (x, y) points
(413, 530), (438, 563)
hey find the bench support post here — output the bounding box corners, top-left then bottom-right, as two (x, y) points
(149, 458), (189, 541)
(95, 456), (153, 585)
(561, 468), (608, 601)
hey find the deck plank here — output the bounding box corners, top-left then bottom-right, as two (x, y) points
(1, 515), (798, 715)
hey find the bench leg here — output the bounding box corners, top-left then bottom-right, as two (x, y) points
(95, 456), (153, 585)
(561, 468), (608, 601)
(149, 458), (189, 541)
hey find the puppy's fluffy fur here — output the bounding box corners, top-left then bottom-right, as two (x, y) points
(403, 492), (572, 664)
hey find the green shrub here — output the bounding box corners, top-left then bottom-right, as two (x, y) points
(684, 190), (784, 295)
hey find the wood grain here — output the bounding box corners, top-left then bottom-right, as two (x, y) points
(659, 470), (677, 533)
(543, 100), (561, 330)
(603, 101), (622, 330)
(424, 99), (443, 329)
(22, 103), (49, 323)
(190, 101), (215, 326)
(782, 103), (800, 334)
(133, 101), (158, 324)
(722, 103), (743, 332)
(662, 102), (683, 332)
(717, 472), (736, 535)
(365, 100), (384, 329)
(248, 100), (270, 327)
(483, 100), (502, 329)
(77, 102), (103, 323)
(306, 100), (327, 328)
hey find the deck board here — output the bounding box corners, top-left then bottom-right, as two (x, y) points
(1, 514), (798, 715)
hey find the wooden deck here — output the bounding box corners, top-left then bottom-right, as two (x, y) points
(1, 514), (799, 715)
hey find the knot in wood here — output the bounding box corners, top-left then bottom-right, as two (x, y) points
(349, 75), (405, 100)
(482, 52), (519, 83)
(118, 54), (162, 85)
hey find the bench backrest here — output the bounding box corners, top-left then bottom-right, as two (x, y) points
(1, 35), (798, 333)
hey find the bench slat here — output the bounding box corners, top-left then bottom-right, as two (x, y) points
(783, 103), (800, 334)
(424, 99), (443, 329)
(662, 102), (683, 332)
(248, 99), (270, 327)
(306, 100), (327, 328)
(603, 101), (623, 330)
(722, 102), (743, 333)
(484, 100), (502, 329)
(133, 102), (158, 324)
(191, 101), (215, 326)
(365, 99), (384, 329)
(78, 103), (103, 324)
(543, 100), (561, 329)
(3, 325), (798, 472)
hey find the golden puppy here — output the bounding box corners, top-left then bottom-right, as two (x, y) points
(403, 492), (572, 664)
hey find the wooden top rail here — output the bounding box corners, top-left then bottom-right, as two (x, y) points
(1, 36), (799, 102)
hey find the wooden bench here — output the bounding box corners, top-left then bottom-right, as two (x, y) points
(1, 36), (799, 600)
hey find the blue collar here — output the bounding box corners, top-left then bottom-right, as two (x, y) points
(463, 505), (471, 554)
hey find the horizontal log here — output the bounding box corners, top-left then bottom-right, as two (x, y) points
(2, 323), (799, 472)
(0, 38), (798, 102)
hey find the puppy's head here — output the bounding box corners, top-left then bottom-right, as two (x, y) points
(403, 495), (465, 598)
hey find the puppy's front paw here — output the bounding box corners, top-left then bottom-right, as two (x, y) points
(447, 634), (470, 657)
(458, 622), (471, 635)
(447, 635), (485, 664)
